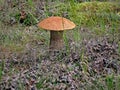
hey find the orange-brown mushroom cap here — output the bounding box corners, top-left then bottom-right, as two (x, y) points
(38, 16), (76, 31)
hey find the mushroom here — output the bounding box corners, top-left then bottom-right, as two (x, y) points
(38, 16), (75, 51)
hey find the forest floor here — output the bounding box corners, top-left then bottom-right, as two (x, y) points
(0, 0), (120, 90)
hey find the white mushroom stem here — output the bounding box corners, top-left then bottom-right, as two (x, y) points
(49, 31), (64, 51)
